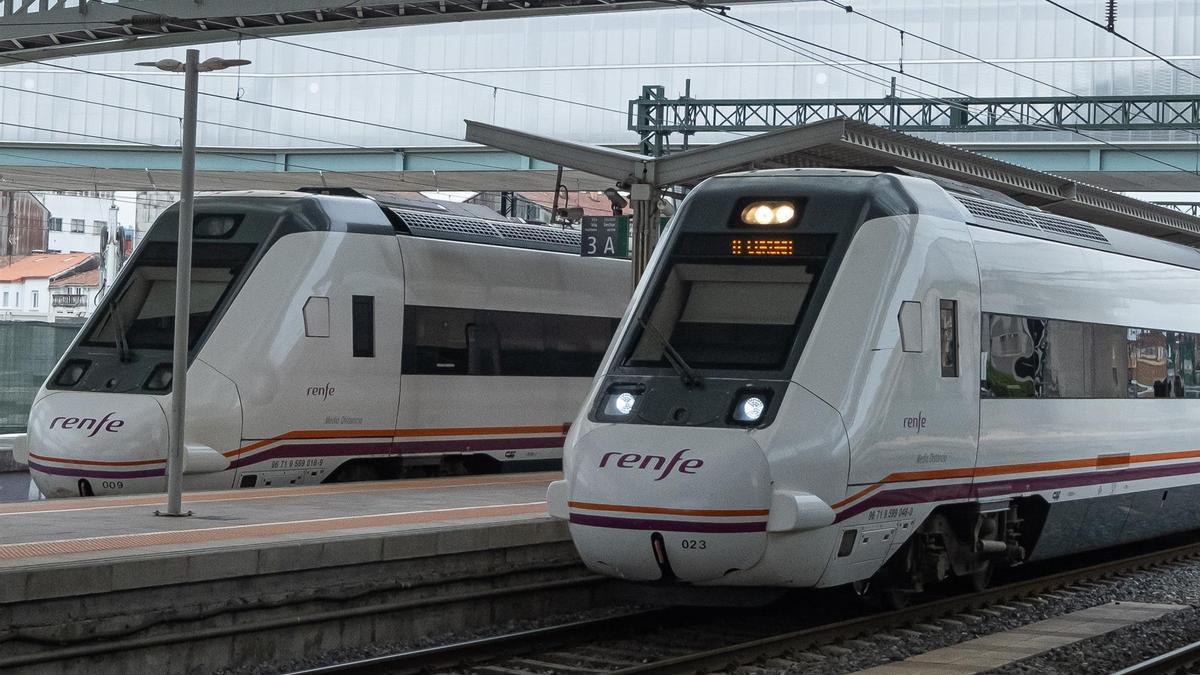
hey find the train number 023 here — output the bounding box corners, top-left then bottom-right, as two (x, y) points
(681, 539), (707, 549)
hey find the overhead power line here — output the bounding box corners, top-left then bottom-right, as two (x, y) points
(1043, 0), (1200, 85)
(700, 6), (1200, 177)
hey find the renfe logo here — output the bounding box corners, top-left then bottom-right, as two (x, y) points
(598, 448), (703, 481)
(50, 412), (125, 438)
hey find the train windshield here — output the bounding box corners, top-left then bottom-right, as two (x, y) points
(83, 241), (257, 351)
(623, 235), (828, 372)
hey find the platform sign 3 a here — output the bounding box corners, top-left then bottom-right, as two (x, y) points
(581, 216), (630, 259)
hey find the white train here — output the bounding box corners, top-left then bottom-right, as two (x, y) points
(15, 189), (628, 499)
(550, 167), (1200, 604)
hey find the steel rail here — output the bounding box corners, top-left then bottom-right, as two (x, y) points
(611, 540), (1200, 674)
(288, 607), (683, 675)
(1110, 639), (1200, 675)
(316, 538), (1200, 675)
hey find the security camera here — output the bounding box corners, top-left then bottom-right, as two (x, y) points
(603, 187), (628, 215)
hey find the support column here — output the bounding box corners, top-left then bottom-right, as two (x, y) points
(3, 191), (13, 257)
(630, 183), (660, 288)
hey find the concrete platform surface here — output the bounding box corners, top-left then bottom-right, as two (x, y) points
(0, 472), (561, 602)
(854, 601), (1186, 674)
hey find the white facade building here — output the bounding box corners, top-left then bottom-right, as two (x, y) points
(48, 268), (100, 323)
(35, 193), (134, 255)
(0, 253), (97, 323)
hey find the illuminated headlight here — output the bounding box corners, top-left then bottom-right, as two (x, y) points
(739, 201), (797, 226)
(730, 390), (772, 426)
(603, 391), (639, 417)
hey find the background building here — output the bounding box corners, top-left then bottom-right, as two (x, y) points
(0, 193), (49, 257)
(0, 253), (98, 323)
(48, 267), (100, 323)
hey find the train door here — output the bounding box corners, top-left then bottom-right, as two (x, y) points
(211, 231), (405, 488)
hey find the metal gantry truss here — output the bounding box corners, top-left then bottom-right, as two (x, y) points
(1157, 202), (1200, 217)
(629, 87), (1200, 155)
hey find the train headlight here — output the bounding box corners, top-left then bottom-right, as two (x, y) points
(54, 359), (90, 387)
(730, 389), (773, 426)
(600, 385), (644, 420)
(143, 363), (173, 392)
(739, 201), (797, 226)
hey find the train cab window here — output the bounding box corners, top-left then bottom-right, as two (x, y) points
(352, 295), (375, 358)
(83, 241), (256, 351)
(303, 296), (330, 338)
(627, 263), (819, 371)
(939, 299), (958, 377)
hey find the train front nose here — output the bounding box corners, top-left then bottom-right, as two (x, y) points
(565, 427), (771, 583)
(26, 392), (168, 498)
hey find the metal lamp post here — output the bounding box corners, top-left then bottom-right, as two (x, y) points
(137, 49), (249, 517)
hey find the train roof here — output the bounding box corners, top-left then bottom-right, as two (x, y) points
(713, 167), (1200, 273)
(195, 188), (583, 255)
(298, 187), (582, 254)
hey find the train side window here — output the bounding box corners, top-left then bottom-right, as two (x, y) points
(939, 299), (958, 377)
(352, 295), (375, 358)
(303, 296), (330, 338)
(467, 323), (501, 375)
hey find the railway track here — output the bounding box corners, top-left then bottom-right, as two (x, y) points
(1112, 638), (1200, 675)
(295, 537), (1200, 674)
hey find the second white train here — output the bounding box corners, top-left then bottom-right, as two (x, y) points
(19, 189), (628, 498)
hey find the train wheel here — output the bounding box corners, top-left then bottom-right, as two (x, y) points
(964, 560), (994, 593)
(849, 576), (911, 610)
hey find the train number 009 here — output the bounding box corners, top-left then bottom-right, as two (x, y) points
(680, 539), (707, 550)
(101, 480), (124, 490)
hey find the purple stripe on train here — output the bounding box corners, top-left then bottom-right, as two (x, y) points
(569, 512), (768, 533)
(28, 436), (565, 479)
(227, 435), (566, 469)
(26, 461), (165, 480)
(834, 459), (1200, 523)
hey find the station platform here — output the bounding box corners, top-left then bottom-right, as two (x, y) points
(0, 471), (559, 592)
(0, 472), (590, 674)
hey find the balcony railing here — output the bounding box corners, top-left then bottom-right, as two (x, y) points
(51, 294), (88, 308)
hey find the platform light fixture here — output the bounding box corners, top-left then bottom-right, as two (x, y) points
(137, 50), (250, 518)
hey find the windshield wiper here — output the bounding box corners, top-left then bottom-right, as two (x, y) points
(108, 301), (133, 362)
(637, 317), (703, 388)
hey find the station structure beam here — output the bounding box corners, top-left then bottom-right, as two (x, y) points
(630, 89), (1200, 154)
(0, 0), (768, 63)
(466, 117), (1200, 280)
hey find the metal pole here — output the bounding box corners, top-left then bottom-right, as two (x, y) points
(630, 184), (659, 288)
(161, 49), (198, 517)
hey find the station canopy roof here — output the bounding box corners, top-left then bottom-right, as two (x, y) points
(465, 117), (1200, 246)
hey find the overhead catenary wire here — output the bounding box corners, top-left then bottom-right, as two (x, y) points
(823, 0), (1200, 144)
(1043, 0), (1200, 85)
(700, 6), (1200, 178)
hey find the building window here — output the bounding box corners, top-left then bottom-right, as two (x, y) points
(14, 291), (19, 307)
(70, 219), (85, 233)
(49, 218), (62, 232)
(2, 291), (7, 306)
(31, 291), (37, 309)
(93, 220), (106, 234)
